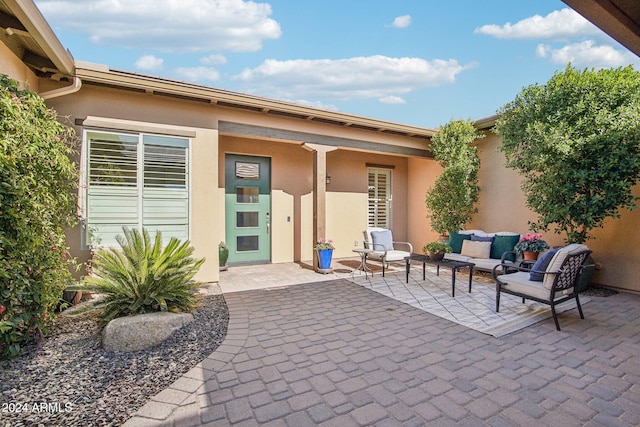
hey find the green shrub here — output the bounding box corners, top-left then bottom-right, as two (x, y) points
(0, 75), (78, 358)
(84, 227), (205, 326)
(425, 119), (483, 235)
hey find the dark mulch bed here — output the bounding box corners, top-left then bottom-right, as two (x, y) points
(0, 294), (229, 427)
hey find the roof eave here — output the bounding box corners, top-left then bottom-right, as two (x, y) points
(75, 62), (437, 139)
(3, 0), (74, 76)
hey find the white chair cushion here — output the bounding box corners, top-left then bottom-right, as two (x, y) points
(384, 250), (411, 262)
(501, 272), (574, 300)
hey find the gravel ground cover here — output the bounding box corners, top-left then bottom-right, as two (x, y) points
(1, 294), (229, 426)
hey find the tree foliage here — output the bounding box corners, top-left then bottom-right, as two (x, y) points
(494, 65), (640, 243)
(0, 75), (78, 358)
(425, 119), (483, 235)
(83, 227), (205, 326)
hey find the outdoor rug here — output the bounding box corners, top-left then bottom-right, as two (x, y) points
(348, 264), (590, 337)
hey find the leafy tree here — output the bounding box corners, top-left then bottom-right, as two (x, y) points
(425, 119), (483, 235)
(0, 75), (78, 358)
(494, 65), (640, 243)
(83, 227), (205, 326)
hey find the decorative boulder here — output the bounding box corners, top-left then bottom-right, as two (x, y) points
(102, 312), (194, 352)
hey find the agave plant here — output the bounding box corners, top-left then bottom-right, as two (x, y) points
(84, 227), (205, 326)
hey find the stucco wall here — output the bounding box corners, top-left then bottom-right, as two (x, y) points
(406, 156), (440, 251)
(0, 42), (40, 91)
(472, 133), (544, 237)
(472, 131), (640, 293)
(327, 150), (410, 243)
(218, 135), (312, 261)
(587, 187), (640, 292)
(46, 88), (222, 283)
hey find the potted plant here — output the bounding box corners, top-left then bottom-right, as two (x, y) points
(422, 241), (452, 261)
(514, 233), (549, 260)
(315, 238), (335, 273)
(219, 241), (229, 271)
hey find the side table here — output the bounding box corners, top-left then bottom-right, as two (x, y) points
(352, 248), (374, 278)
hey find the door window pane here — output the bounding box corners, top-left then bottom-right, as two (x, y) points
(237, 212), (259, 228)
(236, 187), (259, 203)
(237, 236), (259, 251)
(236, 162), (259, 179)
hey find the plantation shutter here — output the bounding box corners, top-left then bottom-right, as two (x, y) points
(85, 131), (189, 247)
(142, 135), (189, 246)
(86, 132), (139, 246)
(368, 168), (392, 228)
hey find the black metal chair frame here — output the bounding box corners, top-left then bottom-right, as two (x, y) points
(492, 249), (591, 331)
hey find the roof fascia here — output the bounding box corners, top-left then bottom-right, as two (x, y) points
(74, 63), (436, 140)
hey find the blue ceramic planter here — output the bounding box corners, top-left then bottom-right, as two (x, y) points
(317, 249), (333, 270)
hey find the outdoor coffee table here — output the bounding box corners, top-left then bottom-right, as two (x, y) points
(404, 254), (475, 297)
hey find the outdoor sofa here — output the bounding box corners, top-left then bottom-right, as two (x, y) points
(444, 230), (521, 273)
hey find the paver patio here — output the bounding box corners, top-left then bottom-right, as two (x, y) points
(125, 269), (640, 427)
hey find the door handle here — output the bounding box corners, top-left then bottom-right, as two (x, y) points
(266, 212), (270, 234)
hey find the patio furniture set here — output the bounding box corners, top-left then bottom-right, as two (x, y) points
(359, 227), (591, 331)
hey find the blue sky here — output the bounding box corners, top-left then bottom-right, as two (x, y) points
(35, 0), (640, 129)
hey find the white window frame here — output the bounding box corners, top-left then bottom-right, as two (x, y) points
(80, 128), (191, 248)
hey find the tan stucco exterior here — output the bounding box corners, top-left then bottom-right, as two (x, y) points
(0, 40), (40, 91)
(471, 131), (640, 293)
(3, 0), (640, 292)
(36, 75), (432, 283)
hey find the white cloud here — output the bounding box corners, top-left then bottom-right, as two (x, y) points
(286, 99), (339, 111)
(35, 0), (281, 52)
(536, 40), (640, 69)
(175, 66), (221, 82)
(475, 8), (601, 40)
(234, 55), (472, 101)
(135, 54), (163, 71)
(200, 54), (228, 66)
(379, 96), (406, 104)
(389, 15), (412, 29)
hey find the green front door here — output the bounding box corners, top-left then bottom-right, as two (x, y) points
(225, 154), (271, 264)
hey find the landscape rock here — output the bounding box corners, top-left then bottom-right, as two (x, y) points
(102, 312), (194, 352)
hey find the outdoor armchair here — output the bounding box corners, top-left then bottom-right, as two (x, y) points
(492, 244), (591, 331)
(363, 227), (413, 277)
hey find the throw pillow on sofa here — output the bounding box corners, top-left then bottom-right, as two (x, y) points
(491, 235), (521, 261)
(448, 232), (472, 253)
(460, 240), (492, 259)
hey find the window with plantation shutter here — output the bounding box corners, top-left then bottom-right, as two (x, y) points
(368, 168), (392, 228)
(85, 131), (189, 247)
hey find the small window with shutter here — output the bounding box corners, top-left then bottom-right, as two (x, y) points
(367, 168), (392, 228)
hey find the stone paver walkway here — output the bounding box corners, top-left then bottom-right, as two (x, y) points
(125, 278), (640, 426)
